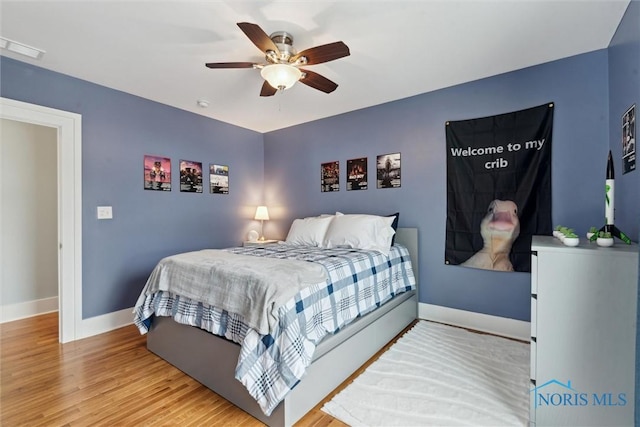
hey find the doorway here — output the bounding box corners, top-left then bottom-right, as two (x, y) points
(1, 119), (58, 321)
(0, 97), (82, 343)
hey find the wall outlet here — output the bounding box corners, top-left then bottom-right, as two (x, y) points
(97, 206), (113, 219)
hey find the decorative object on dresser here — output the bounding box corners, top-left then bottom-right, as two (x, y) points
(254, 205), (270, 241)
(552, 225), (580, 246)
(530, 236), (638, 426)
(590, 150), (631, 244)
(586, 226), (598, 240)
(596, 230), (614, 247)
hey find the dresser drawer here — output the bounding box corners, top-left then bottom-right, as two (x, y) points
(530, 251), (538, 294)
(530, 339), (536, 381)
(529, 378), (536, 424)
(530, 296), (537, 338)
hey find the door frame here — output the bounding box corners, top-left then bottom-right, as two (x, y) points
(0, 97), (82, 343)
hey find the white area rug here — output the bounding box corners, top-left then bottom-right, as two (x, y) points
(322, 321), (529, 426)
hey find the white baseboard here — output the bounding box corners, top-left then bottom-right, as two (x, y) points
(1, 302), (135, 340)
(418, 302), (530, 341)
(78, 307), (134, 340)
(3, 301), (529, 344)
(1, 297), (58, 323)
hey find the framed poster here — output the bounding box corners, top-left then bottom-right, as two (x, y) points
(210, 164), (229, 194)
(376, 152), (401, 188)
(179, 160), (203, 193)
(143, 155), (171, 191)
(347, 157), (368, 191)
(321, 161), (340, 192)
(622, 104), (636, 174)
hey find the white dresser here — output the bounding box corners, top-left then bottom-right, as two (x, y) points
(530, 235), (638, 426)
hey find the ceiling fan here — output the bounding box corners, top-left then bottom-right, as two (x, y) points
(205, 22), (350, 97)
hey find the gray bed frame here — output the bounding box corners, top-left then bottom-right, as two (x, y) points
(147, 228), (419, 426)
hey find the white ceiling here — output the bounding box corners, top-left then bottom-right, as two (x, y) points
(0, 1), (630, 133)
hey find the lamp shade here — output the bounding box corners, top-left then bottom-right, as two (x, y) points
(254, 206), (270, 221)
(260, 64), (302, 91)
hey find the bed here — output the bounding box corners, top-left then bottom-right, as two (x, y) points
(134, 215), (418, 427)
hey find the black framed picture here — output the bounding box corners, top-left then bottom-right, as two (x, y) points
(376, 153), (401, 189)
(321, 161), (340, 192)
(209, 164), (229, 194)
(143, 154), (171, 191)
(622, 104), (636, 174)
(347, 157), (368, 191)
(179, 160), (203, 193)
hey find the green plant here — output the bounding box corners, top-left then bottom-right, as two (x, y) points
(589, 226), (598, 233)
(561, 228), (574, 236)
(598, 231), (612, 239)
(564, 231), (578, 238)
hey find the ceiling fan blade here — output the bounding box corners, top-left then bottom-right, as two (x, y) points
(205, 62), (256, 69)
(237, 22), (280, 55)
(260, 80), (278, 97)
(299, 69), (338, 93)
(290, 41), (350, 65)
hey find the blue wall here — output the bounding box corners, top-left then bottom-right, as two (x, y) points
(264, 50), (611, 322)
(606, 1), (640, 423)
(609, 1), (640, 241)
(0, 57), (265, 318)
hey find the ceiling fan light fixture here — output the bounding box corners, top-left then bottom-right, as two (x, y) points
(260, 64), (302, 91)
(205, 23), (349, 97)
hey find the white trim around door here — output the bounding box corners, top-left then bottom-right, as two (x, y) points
(0, 97), (82, 343)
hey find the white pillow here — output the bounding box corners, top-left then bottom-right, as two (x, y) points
(285, 216), (334, 246)
(323, 214), (395, 255)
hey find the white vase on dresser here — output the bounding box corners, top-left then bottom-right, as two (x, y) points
(530, 235), (638, 426)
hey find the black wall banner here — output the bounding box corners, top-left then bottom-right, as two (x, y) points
(445, 103), (553, 272)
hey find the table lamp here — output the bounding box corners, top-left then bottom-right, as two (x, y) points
(254, 206), (270, 241)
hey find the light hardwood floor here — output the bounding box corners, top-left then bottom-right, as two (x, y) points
(1, 313), (413, 426)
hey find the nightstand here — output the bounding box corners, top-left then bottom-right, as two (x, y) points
(243, 239), (278, 247)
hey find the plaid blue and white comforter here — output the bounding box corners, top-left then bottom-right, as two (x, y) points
(133, 243), (416, 415)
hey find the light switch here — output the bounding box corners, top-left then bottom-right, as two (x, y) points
(97, 206), (113, 219)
